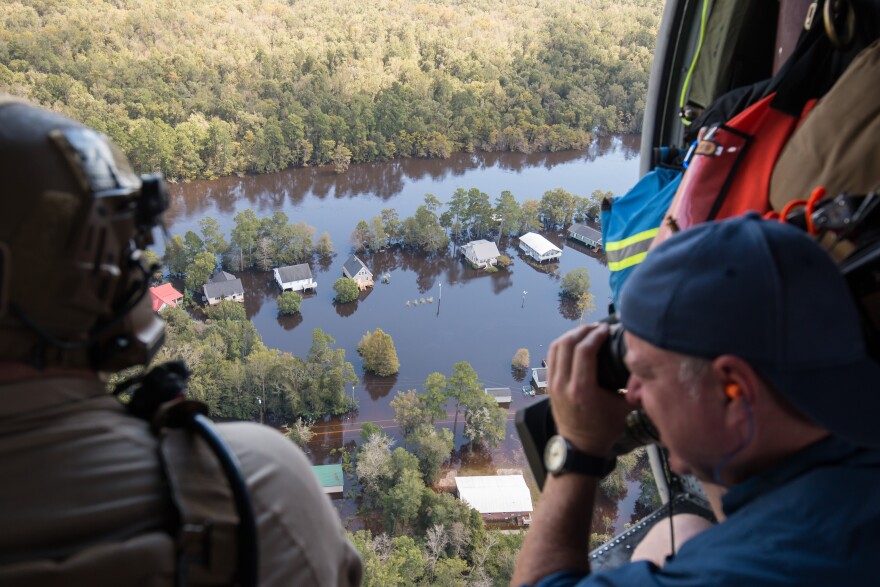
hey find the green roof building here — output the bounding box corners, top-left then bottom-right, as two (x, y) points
(312, 464), (344, 494)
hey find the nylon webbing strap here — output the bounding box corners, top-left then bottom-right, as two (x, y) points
(160, 428), (240, 586)
(605, 228), (660, 271)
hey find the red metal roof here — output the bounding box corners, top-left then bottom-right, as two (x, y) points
(149, 283), (183, 312)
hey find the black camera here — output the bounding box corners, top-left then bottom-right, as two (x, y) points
(515, 316), (660, 489)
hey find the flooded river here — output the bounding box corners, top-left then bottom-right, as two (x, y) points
(165, 135), (644, 533)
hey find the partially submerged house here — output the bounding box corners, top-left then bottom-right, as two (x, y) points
(519, 232), (562, 263)
(531, 367), (547, 390)
(274, 263), (317, 292)
(312, 464), (344, 495)
(454, 474), (533, 525)
(203, 271), (244, 305)
(485, 387), (512, 404)
(567, 223), (602, 249)
(461, 239), (501, 269)
(342, 255), (374, 290)
(149, 283), (183, 312)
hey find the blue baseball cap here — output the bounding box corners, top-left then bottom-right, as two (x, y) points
(619, 213), (880, 448)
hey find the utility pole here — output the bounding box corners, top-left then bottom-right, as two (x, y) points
(522, 290), (528, 308)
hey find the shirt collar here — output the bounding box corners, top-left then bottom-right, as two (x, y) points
(722, 435), (875, 515)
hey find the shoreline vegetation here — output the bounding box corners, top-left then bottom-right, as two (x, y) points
(2, 0), (661, 181)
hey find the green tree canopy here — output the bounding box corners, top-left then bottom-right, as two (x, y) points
(277, 291), (303, 316)
(334, 277), (360, 303)
(561, 267), (592, 299)
(358, 328), (400, 376)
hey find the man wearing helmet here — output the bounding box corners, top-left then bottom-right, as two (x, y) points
(0, 96), (363, 586)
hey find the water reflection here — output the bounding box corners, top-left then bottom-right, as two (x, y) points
(164, 136), (640, 227)
(364, 373), (398, 401)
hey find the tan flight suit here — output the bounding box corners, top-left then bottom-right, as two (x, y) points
(0, 373), (363, 586)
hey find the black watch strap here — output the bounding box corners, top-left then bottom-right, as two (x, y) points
(565, 447), (617, 478)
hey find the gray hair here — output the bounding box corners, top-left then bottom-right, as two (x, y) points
(678, 355), (712, 398)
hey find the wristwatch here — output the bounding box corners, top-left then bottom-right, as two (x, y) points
(543, 434), (617, 478)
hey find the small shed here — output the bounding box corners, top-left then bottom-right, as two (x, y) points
(454, 475), (533, 523)
(519, 232), (562, 263)
(531, 367), (548, 390)
(568, 223), (602, 248)
(312, 464), (344, 495)
(274, 263), (317, 292)
(149, 283), (183, 312)
(342, 255), (374, 290)
(461, 239), (501, 269)
(203, 271), (245, 305)
(485, 387), (512, 404)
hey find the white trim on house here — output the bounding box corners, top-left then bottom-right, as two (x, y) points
(274, 264), (317, 292)
(462, 240), (501, 269)
(342, 255), (374, 289)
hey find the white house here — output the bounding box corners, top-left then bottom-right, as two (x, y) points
(203, 271), (245, 305)
(274, 263), (317, 292)
(342, 255), (374, 290)
(531, 367), (547, 390)
(567, 223), (602, 248)
(485, 387), (512, 404)
(519, 232), (562, 263)
(461, 239), (501, 269)
(455, 474), (533, 524)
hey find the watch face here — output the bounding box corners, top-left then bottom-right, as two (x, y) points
(544, 435), (567, 474)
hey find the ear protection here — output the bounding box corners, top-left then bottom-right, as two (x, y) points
(724, 383), (743, 401)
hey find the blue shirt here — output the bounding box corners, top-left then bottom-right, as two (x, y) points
(532, 437), (880, 587)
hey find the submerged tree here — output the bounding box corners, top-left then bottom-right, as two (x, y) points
(277, 291), (303, 315)
(512, 348), (530, 369)
(561, 267), (591, 299)
(358, 328), (400, 376)
(334, 277), (360, 303)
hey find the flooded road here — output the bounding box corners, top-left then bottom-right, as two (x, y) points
(165, 135), (646, 533)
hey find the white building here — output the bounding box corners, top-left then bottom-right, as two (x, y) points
(203, 271), (245, 305)
(461, 239), (501, 269)
(485, 387), (512, 404)
(519, 232), (562, 263)
(455, 475), (533, 523)
(274, 263), (317, 292)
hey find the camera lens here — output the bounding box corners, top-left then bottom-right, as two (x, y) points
(596, 320), (630, 391)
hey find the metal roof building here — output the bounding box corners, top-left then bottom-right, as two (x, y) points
(454, 475), (533, 515)
(568, 223), (602, 248)
(312, 464), (344, 494)
(519, 232), (562, 262)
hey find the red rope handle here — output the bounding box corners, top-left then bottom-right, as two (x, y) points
(805, 186), (827, 235)
(779, 199), (808, 222)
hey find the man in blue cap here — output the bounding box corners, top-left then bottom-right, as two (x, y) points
(512, 213), (880, 587)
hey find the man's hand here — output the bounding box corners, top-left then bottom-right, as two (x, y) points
(546, 323), (633, 455)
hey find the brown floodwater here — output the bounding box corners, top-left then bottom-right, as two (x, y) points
(164, 135), (647, 534)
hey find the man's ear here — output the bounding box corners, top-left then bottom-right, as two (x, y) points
(711, 355), (762, 406)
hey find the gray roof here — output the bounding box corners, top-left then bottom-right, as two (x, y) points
(463, 239), (501, 259)
(568, 223), (602, 242)
(276, 263), (313, 283)
(204, 277), (244, 299)
(209, 270), (237, 283)
(343, 255), (370, 277)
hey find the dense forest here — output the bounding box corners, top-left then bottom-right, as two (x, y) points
(1, 0), (661, 180)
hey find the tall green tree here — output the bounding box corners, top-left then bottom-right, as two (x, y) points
(358, 328), (400, 376)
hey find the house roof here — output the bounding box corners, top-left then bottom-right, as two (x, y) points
(485, 387), (512, 398)
(203, 277), (244, 299)
(149, 283), (183, 311)
(343, 255), (370, 277)
(312, 464), (344, 489)
(276, 263), (313, 283)
(209, 270), (237, 283)
(519, 232), (562, 256)
(455, 475), (533, 514)
(463, 239), (501, 259)
(532, 367), (547, 384)
(568, 223), (602, 242)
